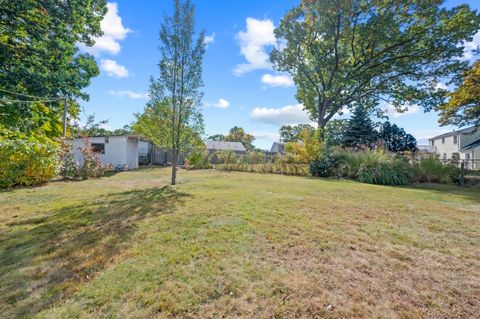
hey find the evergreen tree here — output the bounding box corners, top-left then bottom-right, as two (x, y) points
(379, 122), (417, 153)
(343, 106), (377, 148)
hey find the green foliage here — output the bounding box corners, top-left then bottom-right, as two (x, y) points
(438, 59), (480, 128)
(185, 147), (211, 169)
(284, 128), (324, 163)
(72, 115), (132, 138)
(215, 150), (238, 164)
(271, 0), (480, 131)
(0, 0), (107, 138)
(0, 138), (59, 188)
(207, 134), (225, 141)
(279, 124), (315, 142)
(412, 154), (460, 184)
(325, 119), (348, 147)
(309, 150), (337, 177)
(224, 126), (255, 151)
(343, 106), (378, 148)
(379, 122), (417, 153)
(241, 151), (266, 164)
(215, 163), (309, 176)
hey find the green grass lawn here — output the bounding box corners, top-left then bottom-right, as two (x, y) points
(1, 168), (479, 318)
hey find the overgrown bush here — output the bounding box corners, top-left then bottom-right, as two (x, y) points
(77, 137), (106, 178)
(185, 147), (211, 169)
(215, 163), (309, 176)
(215, 150), (238, 164)
(309, 149), (337, 177)
(411, 154), (460, 184)
(0, 138), (59, 188)
(241, 151), (266, 164)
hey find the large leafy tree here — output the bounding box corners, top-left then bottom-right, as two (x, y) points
(343, 106), (377, 148)
(438, 59), (480, 129)
(134, 0), (205, 185)
(379, 122), (417, 152)
(0, 0), (107, 139)
(224, 126), (255, 151)
(325, 119), (349, 147)
(271, 0), (480, 138)
(279, 124), (315, 142)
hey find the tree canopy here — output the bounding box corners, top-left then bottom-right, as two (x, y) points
(279, 124), (315, 142)
(224, 126), (256, 151)
(271, 0), (480, 135)
(0, 0), (107, 139)
(379, 121), (417, 152)
(438, 59), (480, 129)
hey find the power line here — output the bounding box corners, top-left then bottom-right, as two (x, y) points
(0, 98), (64, 103)
(0, 88), (64, 100)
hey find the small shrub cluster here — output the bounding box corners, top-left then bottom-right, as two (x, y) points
(0, 138), (59, 188)
(215, 163), (309, 176)
(311, 149), (459, 185)
(185, 147), (211, 169)
(60, 138), (108, 179)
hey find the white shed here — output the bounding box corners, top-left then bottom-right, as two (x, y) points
(72, 135), (139, 169)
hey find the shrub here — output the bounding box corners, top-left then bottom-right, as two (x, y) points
(242, 151), (266, 164)
(215, 150), (238, 164)
(214, 163), (309, 176)
(77, 137), (107, 178)
(0, 138), (59, 188)
(411, 154), (460, 184)
(309, 149), (337, 177)
(185, 147), (211, 169)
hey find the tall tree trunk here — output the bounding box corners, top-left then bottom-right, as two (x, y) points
(171, 149), (178, 185)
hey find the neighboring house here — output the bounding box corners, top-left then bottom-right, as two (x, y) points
(270, 142), (285, 154)
(206, 140), (246, 154)
(428, 126), (480, 169)
(73, 135), (139, 169)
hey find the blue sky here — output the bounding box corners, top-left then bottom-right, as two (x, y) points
(79, 0), (480, 150)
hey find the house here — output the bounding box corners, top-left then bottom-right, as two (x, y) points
(270, 142), (285, 154)
(206, 140), (246, 154)
(72, 135), (139, 169)
(428, 126), (480, 169)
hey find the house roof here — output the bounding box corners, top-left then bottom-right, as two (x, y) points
(461, 138), (480, 151)
(206, 140), (246, 151)
(428, 126), (477, 140)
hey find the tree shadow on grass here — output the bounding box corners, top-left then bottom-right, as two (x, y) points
(0, 186), (191, 318)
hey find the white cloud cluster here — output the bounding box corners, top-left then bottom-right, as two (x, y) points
(250, 104), (313, 125)
(204, 33), (215, 46)
(261, 73), (294, 87)
(252, 131), (280, 142)
(234, 18), (276, 76)
(101, 59), (129, 78)
(108, 90), (148, 99)
(82, 2), (131, 56)
(213, 98), (230, 108)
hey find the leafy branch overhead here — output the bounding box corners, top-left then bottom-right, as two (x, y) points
(271, 0), (480, 132)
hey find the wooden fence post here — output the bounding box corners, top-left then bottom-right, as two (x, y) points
(460, 161), (465, 187)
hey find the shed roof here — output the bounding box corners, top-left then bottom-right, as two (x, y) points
(461, 138), (480, 151)
(206, 140), (246, 151)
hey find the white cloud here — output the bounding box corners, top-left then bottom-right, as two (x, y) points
(101, 59), (129, 78)
(108, 90), (147, 99)
(80, 2), (131, 56)
(213, 98), (230, 109)
(382, 102), (419, 118)
(261, 73), (294, 87)
(234, 18), (276, 76)
(204, 33), (215, 46)
(463, 30), (480, 60)
(250, 104), (314, 126)
(252, 131), (280, 142)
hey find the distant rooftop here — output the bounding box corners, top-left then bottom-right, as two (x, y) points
(206, 140), (246, 152)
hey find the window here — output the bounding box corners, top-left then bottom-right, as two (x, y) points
(466, 153), (470, 161)
(442, 137), (445, 144)
(431, 140), (435, 146)
(91, 143), (105, 154)
(442, 153), (447, 160)
(453, 135), (458, 145)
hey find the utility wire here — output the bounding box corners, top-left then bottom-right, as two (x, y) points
(0, 88), (64, 100)
(0, 98), (64, 103)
